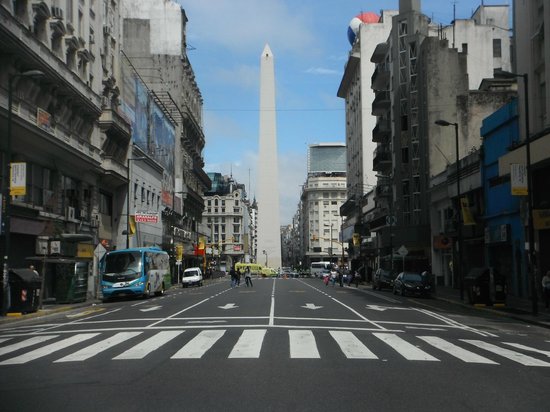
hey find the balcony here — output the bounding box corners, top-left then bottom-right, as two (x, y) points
(372, 91), (390, 116)
(372, 117), (390, 142)
(371, 65), (390, 91)
(371, 42), (388, 64)
(373, 145), (391, 172)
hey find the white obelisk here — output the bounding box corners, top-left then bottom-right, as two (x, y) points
(257, 44), (282, 269)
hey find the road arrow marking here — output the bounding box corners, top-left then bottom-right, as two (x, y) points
(140, 306), (162, 312)
(302, 303), (323, 310)
(218, 303), (238, 310)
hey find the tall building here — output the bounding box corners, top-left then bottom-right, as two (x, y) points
(256, 44), (281, 269)
(301, 143), (347, 266)
(337, 10), (396, 272)
(203, 173), (251, 270)
(368, 1), (512, 277)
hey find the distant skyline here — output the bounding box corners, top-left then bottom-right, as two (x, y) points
(179, 0), (513, 224)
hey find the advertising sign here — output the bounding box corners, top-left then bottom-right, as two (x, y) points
(511, 163), (527, 195)
(134, 212), (159, 223)
(10, 162), (26, 196)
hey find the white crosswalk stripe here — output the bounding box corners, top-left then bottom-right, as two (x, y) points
(0, 335), (58, 357)
(0, 333), (99, 365)
(229, 329), (267, 359)
(114, 331), (184, 360)
(171, 330), (225, 359)
(289, 330), (320, 358)
(373, 333), (439, 361)
(461, 339), (550, 367)
(55, 332), (142, 363)
(329, 330), (378, 359)
(418, 336), (498, 364)
(1, 330), (549, 367)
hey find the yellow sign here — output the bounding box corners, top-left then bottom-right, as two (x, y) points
(175, 244), (183, 260)
(129, 215), (136, 235)
(76, 243), (94, 258)
(10, 162), (26, 196)
(460, 197), (475, 225)
(533, 209), (550, 230)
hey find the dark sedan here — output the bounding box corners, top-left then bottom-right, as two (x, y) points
(393, 272), (432, 297)
(372, 268), (397, 291)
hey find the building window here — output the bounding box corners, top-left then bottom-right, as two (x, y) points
(493, 38), (502, 58)
(233, 225), (240, 233)
(462, 43), (468, 54)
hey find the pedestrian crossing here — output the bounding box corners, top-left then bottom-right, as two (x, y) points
(0, 329), (549, 367)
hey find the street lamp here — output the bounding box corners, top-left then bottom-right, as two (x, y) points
(125, 156), (147, 248)
(262, 249), (268, 267)
(324, 223), (333, 263)
(494, 70), (537, 315)
(435, 119), (464, 301)
(2, 70), (44, 314)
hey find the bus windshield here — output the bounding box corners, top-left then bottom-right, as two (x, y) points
(103, 251), (142, 281)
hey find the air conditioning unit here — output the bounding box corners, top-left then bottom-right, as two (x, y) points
(66, 206), (75, 220)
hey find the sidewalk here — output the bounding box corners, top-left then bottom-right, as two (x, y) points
(430, 284), (550, 329)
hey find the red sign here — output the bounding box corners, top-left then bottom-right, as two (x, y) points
(135, 213), (159, 223)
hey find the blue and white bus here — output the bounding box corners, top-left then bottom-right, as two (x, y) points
(100, 247), (170, 301)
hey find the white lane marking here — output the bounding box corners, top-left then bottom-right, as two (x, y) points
(187, 320), (227, 324)
(462, 340), (550, 367)
(373, 333), (439, 361)
(300, 280), (387, 331)
(114, 331), (184, 360)
(502, 342), (550, 358)
(0, 335), (58, 356)
(405, 326), (447, 331)
(269, 279), (276, 326)
(0, 338), (9, 345)
(0, 333), (99, 365)
(147, 288), (233, 328)
(329, 330), (378, 359)
(54, 332), (142, 362)
(171, 330), (226, 359)
(418, 336), (497, 364)
(366, 305), (411, 311)
(228, 329), (267, 359)
(140, 306), (162, 312)
(289, 330), (320, 358)
(415, 308), (497, 338)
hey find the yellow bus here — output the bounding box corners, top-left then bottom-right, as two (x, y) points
(235, 263), (264, 276)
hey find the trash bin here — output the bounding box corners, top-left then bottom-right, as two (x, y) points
(464, 267), (506, 305)
(8, 269), (41, 313)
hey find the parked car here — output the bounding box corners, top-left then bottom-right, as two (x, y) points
(372, 268), (397, 291)
(181, 267), (203, 287)
(393, 271), (432, 297)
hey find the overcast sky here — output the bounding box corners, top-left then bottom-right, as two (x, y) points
(179, 0), (512, 225)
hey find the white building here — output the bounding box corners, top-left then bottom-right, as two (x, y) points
(301, 144), (347, 266)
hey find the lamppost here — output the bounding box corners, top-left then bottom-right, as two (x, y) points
(125, 156), (147, 248)
(2, 70), (44, 315)
(495, 70), (537, 315)
(262, 249), (268, 267)
(435, 119), (464, 301)
(324, 223), (333, 264)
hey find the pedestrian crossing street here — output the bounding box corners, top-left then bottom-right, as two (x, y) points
(0, 329), (549, 366)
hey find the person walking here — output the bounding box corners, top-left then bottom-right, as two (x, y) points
(245, 267), (253, 287)
(230, 267), (237, 287)
(542, 270), (550, 308)
(236, 269), (242, 287)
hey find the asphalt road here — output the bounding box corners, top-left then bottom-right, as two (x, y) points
(1, 276), (549, 411)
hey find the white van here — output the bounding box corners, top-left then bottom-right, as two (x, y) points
(181, 267), (203, 287)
